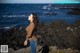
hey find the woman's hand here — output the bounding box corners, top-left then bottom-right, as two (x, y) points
(24, 40), (28, 46)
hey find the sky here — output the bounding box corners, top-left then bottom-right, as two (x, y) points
(0, 0), (80, 3)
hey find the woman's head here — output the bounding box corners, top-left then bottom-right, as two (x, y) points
(28, 13), (38, 26)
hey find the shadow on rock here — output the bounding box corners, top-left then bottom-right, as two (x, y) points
(38, 44), (49, 53)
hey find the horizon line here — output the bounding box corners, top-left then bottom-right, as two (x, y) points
(0, 2), (80, 4)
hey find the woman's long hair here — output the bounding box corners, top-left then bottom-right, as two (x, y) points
(31, 13), (38, 31)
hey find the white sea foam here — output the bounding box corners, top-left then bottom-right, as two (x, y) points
(3, 27), (11, 29)
(2, 15), (26, 17)
(42, 5), (48, 9)
(2, 25), (17, 30)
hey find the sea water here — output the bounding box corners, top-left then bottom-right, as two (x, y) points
(0, 4), (80, 29)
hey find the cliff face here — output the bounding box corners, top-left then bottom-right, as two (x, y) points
(0, 20), (80, 50)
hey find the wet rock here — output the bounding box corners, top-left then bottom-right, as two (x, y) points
(0, 20), (80, 50)
(67, 8), (80, 15)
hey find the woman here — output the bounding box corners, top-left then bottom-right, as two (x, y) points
(24, 13), (38, 53)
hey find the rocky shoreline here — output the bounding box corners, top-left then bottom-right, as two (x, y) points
(8, 46), (80, 53)
(0, 20), (80, 52)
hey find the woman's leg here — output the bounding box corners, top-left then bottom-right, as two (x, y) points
(30, 40), (38, 53)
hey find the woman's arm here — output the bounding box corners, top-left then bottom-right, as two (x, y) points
(24, 24), (35, 46)
(24, 35), (29, 46)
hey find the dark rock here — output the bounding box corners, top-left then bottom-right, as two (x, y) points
(0, 20), (80, 50)
(67, 8), (80, 15)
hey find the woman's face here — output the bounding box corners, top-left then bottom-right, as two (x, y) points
(28, 14), (33, 21)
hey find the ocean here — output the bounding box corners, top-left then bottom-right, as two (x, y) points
(0, 4), (80, 29)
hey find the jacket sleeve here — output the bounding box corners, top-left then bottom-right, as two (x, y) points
(27, 24), (35, 38)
